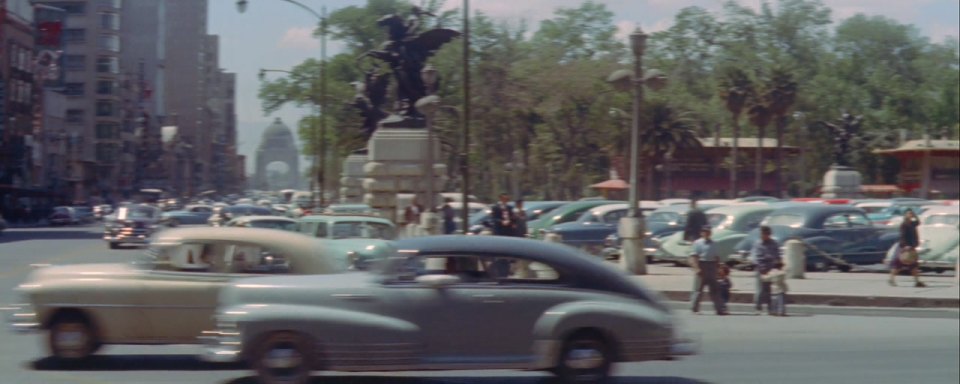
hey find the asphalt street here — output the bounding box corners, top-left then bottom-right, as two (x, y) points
(0, 225), (958, 384)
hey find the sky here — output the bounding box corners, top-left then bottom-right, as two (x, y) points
(207, 0), (960, 175)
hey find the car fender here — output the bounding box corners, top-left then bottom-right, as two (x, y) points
(530, 300), (672, 364)
(877, 231), (901, 249)
(227, 304), (420, 357)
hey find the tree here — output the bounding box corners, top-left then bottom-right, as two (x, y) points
(640, 100), (704, 198)
(763, 67), (798, 196)
(747, 93), (773, 194)
(718, 67), (752, 197)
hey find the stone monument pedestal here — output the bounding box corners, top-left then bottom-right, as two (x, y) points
(821, 165), (862, 198)
(339, 150), (368, 204)
(363, 128), (446, 223)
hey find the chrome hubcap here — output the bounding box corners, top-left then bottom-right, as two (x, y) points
(54, 324), (88, 357)
(264, 347), (302, 370)
(565, 346), (604, 370)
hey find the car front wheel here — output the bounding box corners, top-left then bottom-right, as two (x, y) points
(48, 314), (98, 361)
(253, 332), (314, 384)
(554, 330), (612, 384)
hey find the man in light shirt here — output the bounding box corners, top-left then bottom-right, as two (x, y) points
(689, 226), (728, 315)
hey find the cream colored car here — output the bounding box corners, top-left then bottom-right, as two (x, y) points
(5, 227), (353, 362)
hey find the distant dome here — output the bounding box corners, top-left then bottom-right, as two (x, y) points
(261, 117), (294, 142)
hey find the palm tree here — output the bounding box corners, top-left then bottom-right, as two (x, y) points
(747, 97), (773, 194)
(718, 68), (752, 198)
(640, 100), (703, 199)
(764, 68), (798, 197)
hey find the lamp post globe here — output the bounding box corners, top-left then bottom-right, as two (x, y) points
(630, 27), (647, 57)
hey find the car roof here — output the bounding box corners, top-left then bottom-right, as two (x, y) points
(299, 214), (394, 225)
(230, 215), (297, 223)
(706, 204), (777, 216)
(767, 204), (863, 221)
(920, 206), (960, 217)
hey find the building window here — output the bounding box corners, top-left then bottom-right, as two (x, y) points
(62, 28), (87, 44)
(96, 123), (119, 139)
(64, 82), (86, 96)
(96, 56), (118, 73)
(96, 101), (115, 117)
(48, 2), (86, 14)
(96, 80), (115, 95)
(66, 109), (86, 124)
(63, 55), (87, 71)
(96, 143), (116, 163)
(100, 13), (120, 30)
(98, 35), (120, 52)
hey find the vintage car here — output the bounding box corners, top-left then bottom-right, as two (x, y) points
(732, 205), (900, 271)
(883, 205), (959, 272)
(225, 215), (298, 232)
(160, 204), (215, 226)
(201, 236), (696, 384)
(208, 204), (273, 227)
(865, 198), (935, 226)
(656, 204), (778, 266)
(544, 202), (662, 255)
(528, 200), (623, 239)
(5, 227), (358, 362)
(48, 206), (79, 226)
(103, 204), (163, 249)
(297, 215), (397, 269)
(323, 203), (375, 215)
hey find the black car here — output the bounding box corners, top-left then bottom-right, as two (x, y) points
(732, 204), (900, 271)
(104, 204), (162, 249)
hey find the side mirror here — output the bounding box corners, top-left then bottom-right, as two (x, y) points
(415, 274), (461, 289)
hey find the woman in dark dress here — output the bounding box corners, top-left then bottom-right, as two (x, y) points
(888, 209), (925, 287)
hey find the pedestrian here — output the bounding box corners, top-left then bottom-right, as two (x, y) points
(888, 208), (925, 287)
(490, 193), (516, 236)
(513, 199), (527, 237)
(763, 267), (788, 316)
(683, 199), (708, 242)
(717, 264), (733, 306)
(689, 226), (728, 315)
(403, 198), (424, 237)
(441, 198), (456, 235)
(751, 225), (782, 315)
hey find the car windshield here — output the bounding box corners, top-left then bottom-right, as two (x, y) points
(331, 221), (396, 240)
(925, 214), (960, 226)
(647, 211), (681, 223)
(249, 220), (298, 231)
(118, 206), (159, 220)
(708, 213), (731, 228)
(764, 214), (805, 228)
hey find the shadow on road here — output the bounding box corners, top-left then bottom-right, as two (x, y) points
(0, 226), (103, 244)
(223, 375), (711, 384)
(30, 355), (245, 371)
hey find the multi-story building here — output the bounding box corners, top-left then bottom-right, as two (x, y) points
(1, 0), (43, 208)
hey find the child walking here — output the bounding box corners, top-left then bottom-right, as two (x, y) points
(763, 268), (788, 316)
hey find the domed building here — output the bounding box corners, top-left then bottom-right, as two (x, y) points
(254, 118), (300, 190)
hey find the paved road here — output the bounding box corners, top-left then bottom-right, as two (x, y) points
(1, 226), (958, 384)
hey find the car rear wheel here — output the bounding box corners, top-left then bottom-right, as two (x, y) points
(253, 332), (314, 384)
(554, 330), (612, 384)
(48, 314), (98, 361)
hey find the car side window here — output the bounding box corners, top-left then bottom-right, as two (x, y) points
(847, 213), (872, 227)
(315, 223), (328, 238)
(823, 214), (850, 229)
(602, 210), (627, 224)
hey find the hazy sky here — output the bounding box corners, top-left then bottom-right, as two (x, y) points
(207, 0), (960, 173)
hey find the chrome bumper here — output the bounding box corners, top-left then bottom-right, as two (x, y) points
(3, 303), (40, 333)
(199, 329), (244, 363)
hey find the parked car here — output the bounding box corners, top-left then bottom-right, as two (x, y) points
(297, 214), (397, 269)
(92, 204), (114, 220)
(201, 235), (697, 384)
(323, 203), (375, 215)
(544, 202), (662, 255)
(466, 201), (567, 235)
(4, 227), (361, 362)
(528, 200), (623, 239)
(865, 198), (935, 226)
(656, 204), (778, 266)
(884, 205), (959, 273)
(161, 204), (214, 226)
(225, 215), (299, 232)
(72, 206), (96, 224)
(208, 204), (273, 227)
(48, 206), (78, 226)
(103, 204), (163, 249)
(732, 204), (900, 271)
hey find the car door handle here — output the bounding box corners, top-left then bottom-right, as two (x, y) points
(473, 294), (505, 303)
(331, 293), (375, 302)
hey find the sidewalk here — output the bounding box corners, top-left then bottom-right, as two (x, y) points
(632, 264), (960, 309)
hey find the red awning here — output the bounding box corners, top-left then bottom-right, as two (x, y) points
(590, 179), (629, 190)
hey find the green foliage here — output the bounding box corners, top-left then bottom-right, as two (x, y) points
(256, 0), (959, 200)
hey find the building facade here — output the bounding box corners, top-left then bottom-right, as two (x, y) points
(875, 139), (960, 198)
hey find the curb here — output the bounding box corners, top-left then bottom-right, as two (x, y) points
(658, 290), (960, 309)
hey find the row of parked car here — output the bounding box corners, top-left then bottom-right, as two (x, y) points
(9, 207), (695, 383)
(528, 197), (957, 272)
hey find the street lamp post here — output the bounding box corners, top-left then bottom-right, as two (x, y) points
(607, 27), (665, 276)
(416, 65), (440, 234)
(238, 0), (326, 208)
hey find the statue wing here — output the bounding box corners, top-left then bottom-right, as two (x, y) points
(409, 29), (461, 57)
